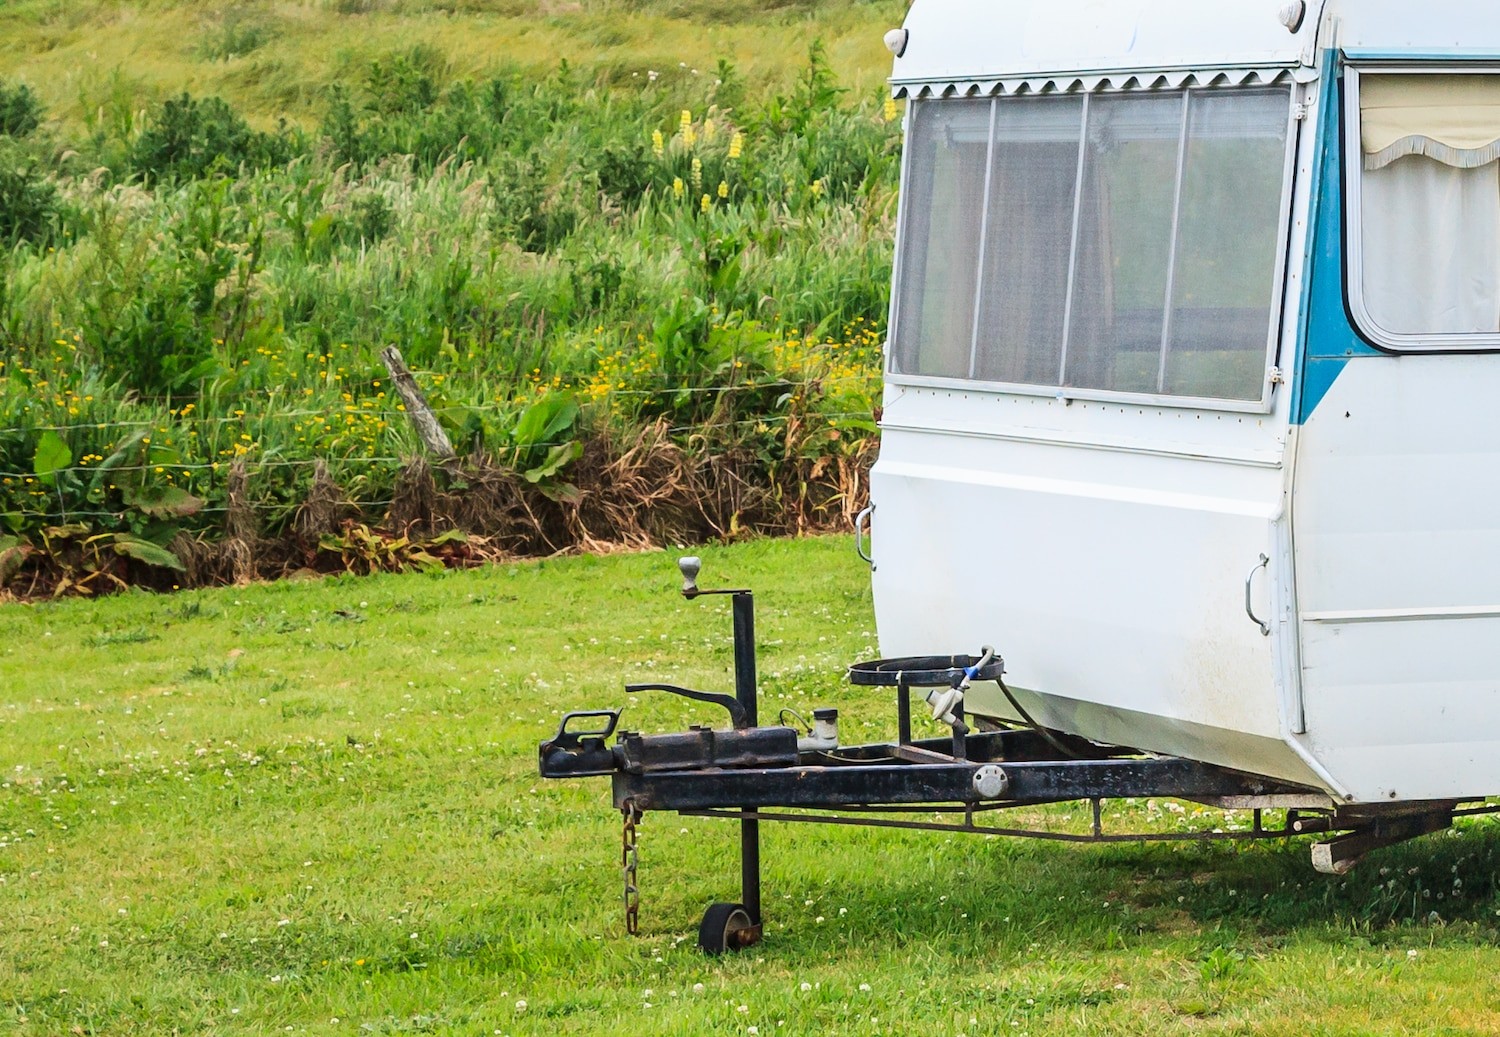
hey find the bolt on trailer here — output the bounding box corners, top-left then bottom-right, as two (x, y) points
(539, 0), (1500, 952)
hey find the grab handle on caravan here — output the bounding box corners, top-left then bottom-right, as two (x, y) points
(1245, 554), (1271, 636)
(855, 504), (875, 567)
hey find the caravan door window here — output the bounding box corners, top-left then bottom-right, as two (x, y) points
(892, 87), (1293, 403)
(1350, 72), (1500, 347)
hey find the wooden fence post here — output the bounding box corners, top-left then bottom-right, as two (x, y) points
(380, 346), (458, 468)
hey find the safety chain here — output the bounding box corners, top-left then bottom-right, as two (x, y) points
(621, 799), (642, 936)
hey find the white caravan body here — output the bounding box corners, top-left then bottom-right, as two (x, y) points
(871, 0), (1500, 805)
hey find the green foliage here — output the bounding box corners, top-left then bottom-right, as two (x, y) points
(316, 523), (467, 575)
(0, 160), (60, 246)
(0, 43), (895, 580)
(31, 428), (71, 485)
(129, 93), (297, 183)
(0, 79), (42, 138)
(195, 9), (280, 62)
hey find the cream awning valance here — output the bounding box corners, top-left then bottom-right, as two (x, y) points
(1362, 74), (1500, 170)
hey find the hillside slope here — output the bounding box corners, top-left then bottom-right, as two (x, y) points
(0, 0), (906, 128)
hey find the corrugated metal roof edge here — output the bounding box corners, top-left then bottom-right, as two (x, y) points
(892, 65), (1318, 99)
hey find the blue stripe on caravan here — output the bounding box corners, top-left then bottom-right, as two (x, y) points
(1288, 57), (1339, 426)
(1292, 51), (1385, 426)
(1342, 48), (1500, 61)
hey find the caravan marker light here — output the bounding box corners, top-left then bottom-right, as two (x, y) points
(884, 28), (909, 57)
(1278, 1), (1307, 31)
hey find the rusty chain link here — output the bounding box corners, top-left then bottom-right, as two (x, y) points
(621, 799), (642, 936)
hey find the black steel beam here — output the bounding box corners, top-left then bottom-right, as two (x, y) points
(613, 757), (1315, 813)
(806, 729), (1118, 766)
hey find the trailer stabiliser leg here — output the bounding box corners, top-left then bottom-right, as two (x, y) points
(679, 557), (765, 953)
(1310, 811), (1454, 876)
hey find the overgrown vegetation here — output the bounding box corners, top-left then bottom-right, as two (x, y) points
(0, 18), (898, 595)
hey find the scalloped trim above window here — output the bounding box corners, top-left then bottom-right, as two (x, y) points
(892, 66), (1310, 100)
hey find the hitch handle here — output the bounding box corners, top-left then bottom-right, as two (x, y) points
(627, 683), (749, 730)
(554, 710), (622, 742)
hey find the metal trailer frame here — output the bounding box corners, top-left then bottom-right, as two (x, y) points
(538, 561), (1489, 954)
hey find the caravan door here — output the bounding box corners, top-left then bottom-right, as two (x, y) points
(1291, 64), (1500, 803)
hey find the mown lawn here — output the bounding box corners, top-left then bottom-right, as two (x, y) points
(4, 536), (1500, 1035)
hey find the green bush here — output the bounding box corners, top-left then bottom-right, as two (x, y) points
(0, 162), (59, 246)
(0, 81), (42, 138)
(129, 93), (298, 183)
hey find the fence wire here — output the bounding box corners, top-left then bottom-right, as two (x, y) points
(1, 406), (877, 523)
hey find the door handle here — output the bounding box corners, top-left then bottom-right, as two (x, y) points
(1245, 553), (1271, 636)
(854, 504), (875, 566)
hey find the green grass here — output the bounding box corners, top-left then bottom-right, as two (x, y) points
(5, 536), (1500, 1035)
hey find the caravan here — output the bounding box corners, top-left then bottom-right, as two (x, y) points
(873, 0), (1500, 808)
(541, 0), (1500, 949)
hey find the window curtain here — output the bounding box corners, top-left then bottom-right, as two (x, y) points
(1361, 74), (1500, 335)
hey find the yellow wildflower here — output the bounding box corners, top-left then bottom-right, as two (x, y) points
(883, 97), (899, 122)
(728, 132), (743, 160)
(672, 177), (685, 199)
(651, 129), (664, 157)
(700, 193), (711, 213)
(717, 180), (729, 199)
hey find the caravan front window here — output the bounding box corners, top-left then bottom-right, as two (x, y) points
(892, 87), (1293, 403)
(1350, 71), (1500, 347)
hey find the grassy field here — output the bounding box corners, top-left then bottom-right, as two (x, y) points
(6, 536), (1500, 1035)
(0, 1), (906, 129)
